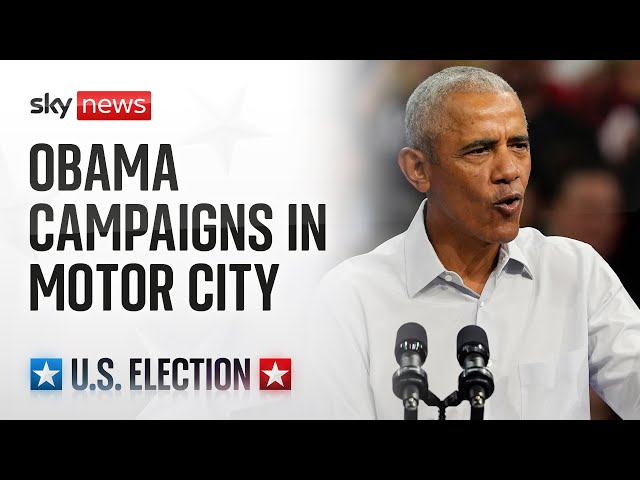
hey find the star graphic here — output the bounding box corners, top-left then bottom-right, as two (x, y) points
(262, 361), (289, 387)
(180, 88), (268, 174)
(33, 361), (60, 387)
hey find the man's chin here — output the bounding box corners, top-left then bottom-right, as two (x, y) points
(483, 225), (520, 245)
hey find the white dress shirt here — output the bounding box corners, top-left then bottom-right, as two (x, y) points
(303, 198), (640, 419)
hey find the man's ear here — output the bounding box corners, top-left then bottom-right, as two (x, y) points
(398, 147), (430, 193)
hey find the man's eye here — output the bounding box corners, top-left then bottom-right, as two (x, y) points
(511, 142), (529, 150)
(468, 147), (489, 155)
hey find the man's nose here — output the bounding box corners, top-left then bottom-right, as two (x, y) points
(492, 146), (520, 184)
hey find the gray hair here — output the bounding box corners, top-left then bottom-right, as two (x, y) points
(405, 65), (525, 161)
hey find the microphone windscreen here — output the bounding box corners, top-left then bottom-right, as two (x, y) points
(395, 322), (428, 364)
(457, 324), (489, 355)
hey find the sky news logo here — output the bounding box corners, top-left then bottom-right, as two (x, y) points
(30, 92), (151, 120)
(29, 357), (291, 391)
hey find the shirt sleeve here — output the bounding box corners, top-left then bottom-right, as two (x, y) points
(587, 246), (640, 419)
(298, 264), (377, 419)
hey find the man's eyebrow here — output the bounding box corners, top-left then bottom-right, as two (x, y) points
(508, 134), (530, 144)
(460, 135), (530, 152)
(460, 138), (498, 151)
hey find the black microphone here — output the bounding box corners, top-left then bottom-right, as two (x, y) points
(392, 322), (429, 419)
(456, 325), (494, 419)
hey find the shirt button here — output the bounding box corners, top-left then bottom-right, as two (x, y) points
(479, 301), (485, 307)
(444, 274), (453, 282)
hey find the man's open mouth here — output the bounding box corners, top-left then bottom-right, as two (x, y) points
(494, 194), (522, 206)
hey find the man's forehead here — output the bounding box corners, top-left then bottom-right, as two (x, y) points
(443, 90), (522, 114)
(441, 91), (527, 130)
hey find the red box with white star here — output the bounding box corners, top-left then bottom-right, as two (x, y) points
(259, 358), (291, 390)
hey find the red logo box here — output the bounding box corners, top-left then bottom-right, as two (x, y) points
(259, 358), (291, 390)
(77, 91), (151, 120)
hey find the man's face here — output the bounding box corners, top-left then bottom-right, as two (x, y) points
(425, 91), (531, 245)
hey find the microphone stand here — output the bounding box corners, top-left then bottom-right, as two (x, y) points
(403, 389), (443, 420)
(440, 389), (485, 420)
(440, 391), (460, 420)
(403, 387), (487, 420)
(468, 386), (486, 420)
(400, 384), (443, 420)
(470, 406), (484, 420)
(424, 390), (443, 419)
(397, 374), (490, 420)
(402, 384), (420, 420)
(404, 399), (418, 421)
(399, 383), (486, 420)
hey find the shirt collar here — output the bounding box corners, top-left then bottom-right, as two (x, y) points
(501, 238), (534, 280)
(404, 199), (446, 298)
(404, 198), (533, 299)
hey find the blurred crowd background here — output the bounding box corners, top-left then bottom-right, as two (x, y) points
(348, 60), (640, 420)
